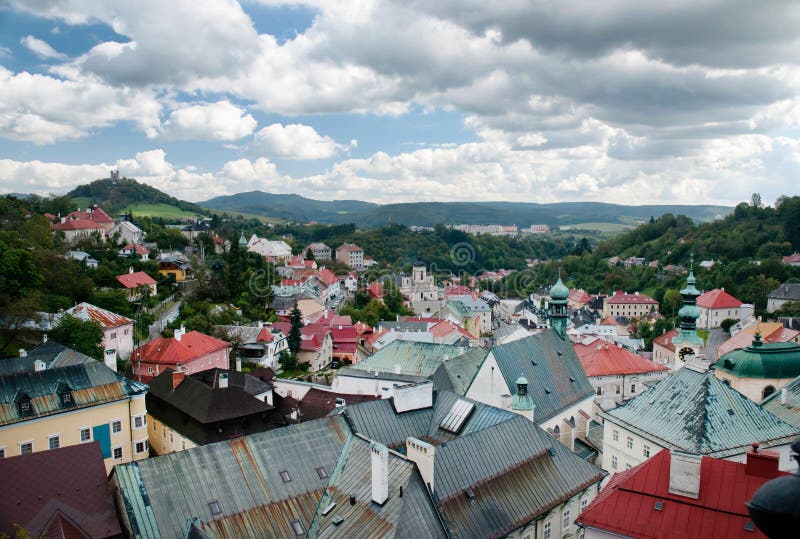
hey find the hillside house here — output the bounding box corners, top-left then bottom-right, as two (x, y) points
(131, 327), (230, 383)
(116, 268), (157, 301)
(64, 302), (134, 366)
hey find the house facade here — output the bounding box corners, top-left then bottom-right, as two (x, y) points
(767, 282), (800, 312)
(0, 344), (148, 474)
(110, 220), (144, 244)
(116, 268), (157, 301)
(602, 291), (659, 319)
(697, 288), (743, 329)
(305, 242), (332, 261)
(64, 302), (134, 366)
(131, 326), (230, 383)
(336, 242), (364, 268)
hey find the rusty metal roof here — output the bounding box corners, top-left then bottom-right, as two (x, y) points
(0, 359), (144, 427)
(113, 415), (350, 538)
(308, 436), (447, 538)
(65, 302), (132, 329)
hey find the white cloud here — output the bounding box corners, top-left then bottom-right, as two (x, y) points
(249, 123), (352, 160)
(0, 67), (161, 144)
(20, 35), (67, 59)
(160, 101), (256, 141)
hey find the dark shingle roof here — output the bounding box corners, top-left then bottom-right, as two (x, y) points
(602, 367), (800, 457)
(0, 340), (93, 376)
(769, 282), (800, 301)
(0, 442), (121, 538)
(434, 347), (488, 395)
(489, 331), (595, 422)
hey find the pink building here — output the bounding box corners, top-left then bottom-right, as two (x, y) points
(131, 327), (230, 383)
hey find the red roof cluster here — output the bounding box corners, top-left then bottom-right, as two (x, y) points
(577, 448), (785, 539)
(367, 281), (384, 299)
(116, 270), (157, 289)
(430, 319), (478, 340)
(51, 218), (105, 231)
(134, 331), (229, 364)
(122, 243), (150, 255)
(273, 322), (330, 352)
(573, 341), (669, 377)
(569, 288), (592, 303)
(605, 291), (659, 305)
(697, 288), (743, 309)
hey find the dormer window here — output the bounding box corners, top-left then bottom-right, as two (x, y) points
(14, 392), (32, 418)
(57, 383), (74, 408)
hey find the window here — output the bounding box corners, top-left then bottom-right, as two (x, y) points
(48, 435), (60, 450)
(19, 399), (32, 416)
(134, 415), (145, 429)
(80, 427), (91, 442)
(581, 498), (589, 511)
(615, 385), (621, 394)
(113, 446), (123, 460)
(596, 387), (602, 396)
(563, 508), (571, 527)
(643, 445), (651, 458)
(627, 437), (634, 450)
(316, 466), (328, 479)
(630, 384), (636, 393)
(280, 470), (292, 483)
(0, 447), (5, 458)
(110, 332), (116, 339)
(290, 520), (304, 536)
(20, 441), (33, 455)
(61, 390), (73, 407)
(135, 440), (149, 454)
(111, 420), (122, 434)
(612, 430), (619, 442)
(543, 521), (551, 539)
(124, 329), (130, 335)
(626, 463), (632, 470)
(147, 366), (154, 374)
(612, 456), (618, 469)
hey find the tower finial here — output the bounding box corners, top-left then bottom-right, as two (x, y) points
(689, 251), (694, 271)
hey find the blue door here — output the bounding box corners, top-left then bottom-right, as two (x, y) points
(93, 423), (111, 458)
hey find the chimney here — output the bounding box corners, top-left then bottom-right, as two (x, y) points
(235, 357), (242, 372)
(371, 442), (389, 505)
(42, 333), (47, 343)
(60, 217), (66, 224)
(745, 443), (780, 478)
(19, 348), (27, 358)
(218, 372), (229, 389)
(172, 371), (186, 390)
(174, 325), (186, 342)
(34, 359), (46, 372)
(406, 438), (435, 495)
(781, 387), (788, 405)
(129, 266), (134, 274)
(668, 451), (702, 499)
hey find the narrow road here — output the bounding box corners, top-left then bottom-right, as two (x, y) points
(146, 300), (181, 342)
(705, 327), (728, 362)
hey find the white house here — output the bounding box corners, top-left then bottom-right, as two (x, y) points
(110, 220), (145, 245)
(696, 288), (743, 329)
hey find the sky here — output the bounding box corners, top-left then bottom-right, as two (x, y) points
(1, 1), (800, 206)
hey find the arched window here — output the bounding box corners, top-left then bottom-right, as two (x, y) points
(762, 385), (776, 400)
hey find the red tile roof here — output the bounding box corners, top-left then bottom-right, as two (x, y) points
(783, 253), (800, 264)
(353, 321), (373, 336)
(298, 387), (379, 421)
(116, 271), (157, 289)
(573, 341), (669, 377)
(430, 319), (478, 340)
(308, 310), (352, 327)
(316, 268), (339, 286)
(330, 325), (358, 343)
(715, 323), (800, 359)
(599, 316), (621, 326)
(577, 449), (785, 539)
(51, 218), (105, 231)
(133, 331), (229, 364)
(605, 291), (659, 305)
(336, 242), (363, 253)
(445, 285), (473, 297)
(65, 302), (132, 329)
(273, 322), (330, 351)
(569, 289), (592, 303)
(0, 442), (122, 538)
(122, 242), (150, 255)
(697, 288), (743, 309)
(367, 282), (384, 299)
(653, 329), (679, 352)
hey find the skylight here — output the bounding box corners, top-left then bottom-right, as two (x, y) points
(440, 399), (475, 433)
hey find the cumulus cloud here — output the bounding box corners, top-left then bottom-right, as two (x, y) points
(249, 124), (353, 160)
(160, 101), (256, 141)
(20, 35), (66, 59)
(0, 66), (161, 144)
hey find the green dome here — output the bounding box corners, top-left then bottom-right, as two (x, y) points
(716, 340), (800, 380)
(516, 374), (528, 385)
(678, 304), (701, 320)
(550, 276), (569, 300)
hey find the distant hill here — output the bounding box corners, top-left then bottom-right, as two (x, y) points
(67, 178), (207, 218)
(201, 190), (731, 228)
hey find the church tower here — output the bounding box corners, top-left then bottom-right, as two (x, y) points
(672, 256), (705, 367)
(549, 275), (569, 339)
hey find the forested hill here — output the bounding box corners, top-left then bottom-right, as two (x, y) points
(67, 178), (207, 215)
(201, 190), (731, 227)
(595, 196), (800, 264)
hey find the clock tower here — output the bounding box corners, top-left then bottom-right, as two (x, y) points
(672, 257), (705, 369)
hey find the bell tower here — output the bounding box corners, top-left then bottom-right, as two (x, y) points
(672, 255), (705, 368)
(548, 274), (569, 339)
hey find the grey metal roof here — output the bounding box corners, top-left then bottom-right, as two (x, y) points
(336, 367), (428, 385)
(602, 367), (800, 457)
(114, 415), (351, 538)
(488, 331), (595, 422)
(435, 347), (488, 396)
(769, 282), (800, 301)
(307, 436), (447, 538)
(0, 340), (93, 376)
(350, 341), (467, 379)
(377, 321), (432, 332)
(761, 374), (800, 428)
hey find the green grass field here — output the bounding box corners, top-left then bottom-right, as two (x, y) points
(199, 206), (285, 224)
(126, 203), (202, 218)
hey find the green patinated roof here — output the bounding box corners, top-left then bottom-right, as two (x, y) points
(716, 340), (800, 380)
(761, 374), (800, 428)
(351, 341), (467, 378)
(550, 276), (569, 301)
(432, 347), (488, 396)
(601, 367), (799, 458)
(680, 270), (701, 297)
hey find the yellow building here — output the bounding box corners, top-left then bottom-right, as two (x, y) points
(0, 342), (149, 474)
(158, 256), (191, 282)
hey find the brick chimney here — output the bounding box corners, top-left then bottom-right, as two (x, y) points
(745, 443), (780, 478)
(172, 371), (186, 390)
